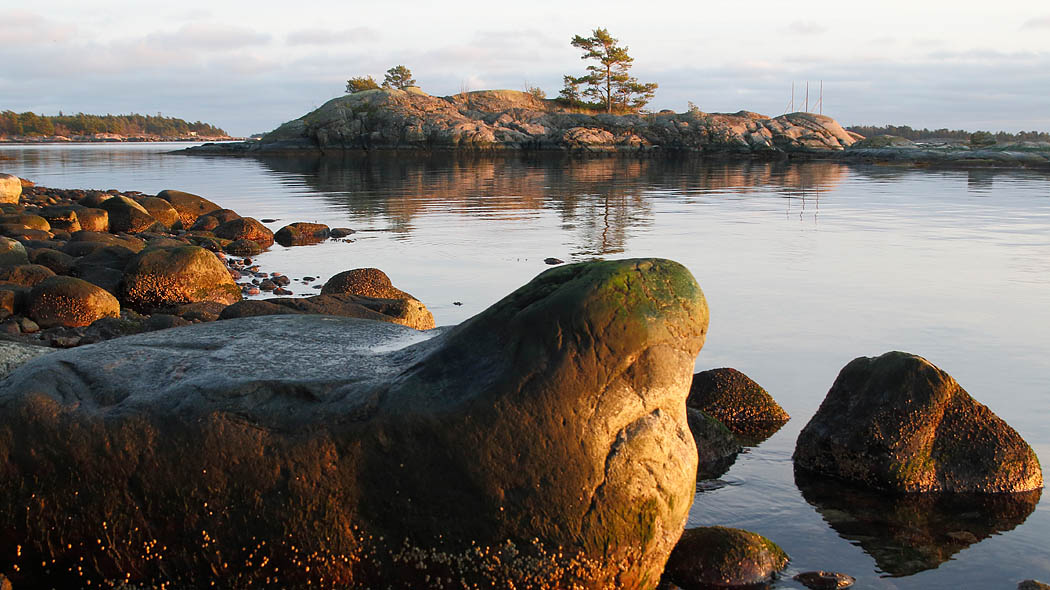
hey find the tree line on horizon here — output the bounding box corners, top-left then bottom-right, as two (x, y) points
(0, 111), (227, 138)
(846, 124), (1050, 144)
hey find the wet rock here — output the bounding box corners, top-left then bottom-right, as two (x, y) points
(0, 173), (21, 204)
(1020, 581), (1050, 590)
(218, 299), (301, 319)
(28, 247), (76, 275)
(147, 313), (192, 331)
(26, 276), (121, 328)
(17, 317), (38, 333)
(62, 231), (144, 257)
(793, 571), (856, 589)
(0, 237), (29, 267)
(794, 468), (1041, 576)
(687, 368), (789, 437)
(259, 279), (276, 291)
(0, 258), (707, 589)
(156, 189), (222, 228)
(274, 222), (330, 246)
(0, 264), (56, 287)
(545, 257), (565, 265)
(214, 217), (275, 248)
(272, 287), (292, 296)
(203, 208), (242, 224)
(794, 351), (1043, 493)
(120, 245), (242, 312)
(329, 227), (355, 238)
(687, 408), (741, 480)
(663, 526), (788, 589)
(0, 340), (52, 378)
(100, 195), (156, 233)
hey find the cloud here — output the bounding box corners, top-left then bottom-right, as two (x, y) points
(286, 27), (379, 45)
(1021, 16), (1050, 29)
(0, 10), (77, 45)
(148, 22), (271, 50)
(786, 21), (828, 35)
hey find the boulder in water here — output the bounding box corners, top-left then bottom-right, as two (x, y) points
(794, 351), (1042, 493)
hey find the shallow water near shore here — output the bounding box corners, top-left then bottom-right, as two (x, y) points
(2, 143), (1050, 589)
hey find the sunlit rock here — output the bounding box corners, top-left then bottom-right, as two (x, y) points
(0, 258), (707, 589)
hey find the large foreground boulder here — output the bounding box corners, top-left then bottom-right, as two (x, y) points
(0, 258), (708, 589)
(794, 351), (1043, 493)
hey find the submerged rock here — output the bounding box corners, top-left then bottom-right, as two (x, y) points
(687, 408), (741, 480)
(794, 351), (1042, 493)
(275, 222), (330, 246)
(0, 258), (708, 589)
(663, 526), (788, 589)
(793, 571), (855, 590)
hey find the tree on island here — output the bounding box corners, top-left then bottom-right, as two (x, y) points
(346, 75), (381, 93)
(561, 28), (657, 113)
(383, 65), (416, 90)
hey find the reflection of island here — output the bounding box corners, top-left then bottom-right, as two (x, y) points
(252, 154), (849, 256)
(794, 467), (1041, 577)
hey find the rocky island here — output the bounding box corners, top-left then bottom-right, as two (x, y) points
(187, 88), (859, 155)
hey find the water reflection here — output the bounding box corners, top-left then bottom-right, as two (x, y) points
(250, 153), (849, 256)
(794, 468), (1041, 577)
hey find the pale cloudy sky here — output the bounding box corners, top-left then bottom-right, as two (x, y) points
(2, 0), (1048, 136)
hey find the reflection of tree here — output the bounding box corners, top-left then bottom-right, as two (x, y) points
(250, 153), (851, 255)
(794, 467), (1040, 577)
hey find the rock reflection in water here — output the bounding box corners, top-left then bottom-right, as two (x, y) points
(794, 467), (1041, 577)
(252, 153), (849, 257)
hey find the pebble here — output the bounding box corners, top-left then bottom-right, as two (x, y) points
(259, 279), (276, 291)
(18, 317), (40, 334)
(453, 301), (463, 306)
(312, 285), (322, 289)
(273, 287), (293, 296)
(273, 275), (290, 286)
(228, 269), (242, 280)
(242, 286), (261, 296)
(303, 276), (316, 282)
(794, 571), (856, 590)
(544, 257), (565, 265)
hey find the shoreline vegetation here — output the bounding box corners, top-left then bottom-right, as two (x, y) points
(0, 111), (236, 143)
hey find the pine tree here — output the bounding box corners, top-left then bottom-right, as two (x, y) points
(565, 28), (657, 113)
(382, 65), (416, 90)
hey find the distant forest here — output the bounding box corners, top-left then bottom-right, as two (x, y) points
(0, 111), (227, 138)
(846, 124), (1050, 143)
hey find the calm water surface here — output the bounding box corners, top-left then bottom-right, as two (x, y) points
(2, 143), (1049, 589)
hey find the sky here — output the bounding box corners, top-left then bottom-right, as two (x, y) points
(2, 0), (1048, 136)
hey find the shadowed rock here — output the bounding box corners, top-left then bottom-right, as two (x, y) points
(0, 258), (708, 589)
(794, 351), (1042, 493)
(663, 526), (788, 589)
(794, 468), (1041, 576)
(687, 408), (741, 480)
(157, 189), (221, 228)
(120, 245), (242, 312)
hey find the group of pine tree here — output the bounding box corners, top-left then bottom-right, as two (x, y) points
(346, 28), (658, 114)
(0, 111), (226, 139)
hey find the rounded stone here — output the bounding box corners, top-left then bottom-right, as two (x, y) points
(274, 222), (330, 246)
(0, 174), (21, 204)
(100, 195), (156, 233)
(27, 275), (121, 328)
(664, 526), (789, 589)
(0, 237), (29, 267)
(687, 368), (789, 435)
(136, 196), (181, 229)
(120, 246), (242, 312)
(0, 264), (56, 287)
(214, 217), (274, 248)
(794, 351), (1043, 493)
(156, 189), (222, 228)
(794, 570), (856, 589)
(321, 267), (411, 298)
(76, 208), (109, 232)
